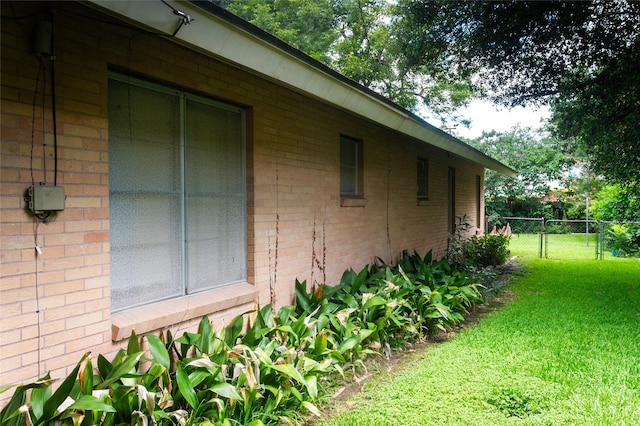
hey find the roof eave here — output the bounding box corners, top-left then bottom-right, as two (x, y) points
(83, 0), (517, 178)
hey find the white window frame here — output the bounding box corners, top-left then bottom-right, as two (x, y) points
(340, 135), (361, 197)
(417, 157), (429, 200)
(108, 73), (246, 312)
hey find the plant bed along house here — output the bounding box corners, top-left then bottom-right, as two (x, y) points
(1, 244), (510, 426)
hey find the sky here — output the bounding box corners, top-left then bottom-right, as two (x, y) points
(450, 99), (551, 140)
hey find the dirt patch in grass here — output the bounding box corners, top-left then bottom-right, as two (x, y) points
(307, 260), (523, 424)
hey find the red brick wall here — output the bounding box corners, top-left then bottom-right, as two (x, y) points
(0, 1), (485, 395)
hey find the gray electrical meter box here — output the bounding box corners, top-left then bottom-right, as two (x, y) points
(29, 185), (65, 214)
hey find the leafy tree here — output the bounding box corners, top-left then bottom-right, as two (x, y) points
(393, 0), (640, 194)
(331, 1), (396, 93)
(221, 0), (475, 120)
(551, 50), (640, 190)
(394, 0), (640, 105)
(222, 0), (341, 63)
(465, 128), (574, 199)
(223, 0), (639, 196)
(590, 183), (640, 222)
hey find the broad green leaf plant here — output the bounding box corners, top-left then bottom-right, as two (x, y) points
(1, 250), (485, 425)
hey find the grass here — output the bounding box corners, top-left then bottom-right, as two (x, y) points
(508, 232), (621, 260)
(508, 233), (543, 258)
(315, 257), (640, 425)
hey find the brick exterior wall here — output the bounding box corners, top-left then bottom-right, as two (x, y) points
(0, 1), (485, 397)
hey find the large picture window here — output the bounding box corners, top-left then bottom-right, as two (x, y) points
(108, 75), (246, 312)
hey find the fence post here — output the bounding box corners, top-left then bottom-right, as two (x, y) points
(599, 222), (605, 260)
(543, 219), (548, 258)
(586, 196), (590, 247)
(539, 218), (544, 258)
(594, 221), (599, 259)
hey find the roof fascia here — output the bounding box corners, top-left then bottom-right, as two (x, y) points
(83, 0), (516, 177)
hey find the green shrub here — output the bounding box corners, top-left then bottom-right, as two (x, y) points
(296, 251), (483, 347)
(606, 223), (640, 257)
(445, 214), (473, 265)
(463, 234), (510, 267)
(464, 265), (503, 299)
(1, 251), (485, 426)
(1, 311), (329, 426)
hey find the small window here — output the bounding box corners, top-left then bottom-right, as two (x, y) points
(448, 167), (456, 234)
(417, 157), (429, 199)
(476, 175), (482, 227)
(340, 135), (361, 196)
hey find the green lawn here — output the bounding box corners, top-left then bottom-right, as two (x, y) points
(316, 258), (640, 425)
(508, 233), (543, 258)
(509, 233), (611, 260)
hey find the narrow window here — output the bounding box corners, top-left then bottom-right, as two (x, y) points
(476, 175), (482, 228)
(108, 74), (246, 312)
(340, 135), (361, 196)
(417, 157), (429, 200)
(448, 167), (456, 234)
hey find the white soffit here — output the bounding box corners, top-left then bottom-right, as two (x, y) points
(84, 0), (516, 177)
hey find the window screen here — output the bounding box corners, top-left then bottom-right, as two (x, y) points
(109, 76), (246, 311)
(340, 136), (359, 196)
(476, 175), (482, 227)
(417, 158), (428, 199)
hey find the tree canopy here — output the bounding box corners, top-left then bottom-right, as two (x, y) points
(395, 1), (640, 194)
(465, 128), (574, 199)
(394, 1), (640, 104)
(220, 0), (475, 121)
(218, 0), (341, 64)
(221, 0), (639, 207)
(551, 49), (640, 189)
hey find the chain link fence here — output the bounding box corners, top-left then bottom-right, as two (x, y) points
(544, 220), (599, 260)
(488, 218), (640, 260)
(599, 221), (640, 259)
(487, 217), (543, 258)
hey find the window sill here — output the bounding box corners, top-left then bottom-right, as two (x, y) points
(111, 283), (258, 341)
(417, 198), (429, 206)
(340, 196), (367, 207)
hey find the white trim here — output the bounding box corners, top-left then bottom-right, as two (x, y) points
(111, 283), (258, 341)
(85, 0), (516, 177)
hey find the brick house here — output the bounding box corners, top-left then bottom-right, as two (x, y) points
(0, 1), (514, 392)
